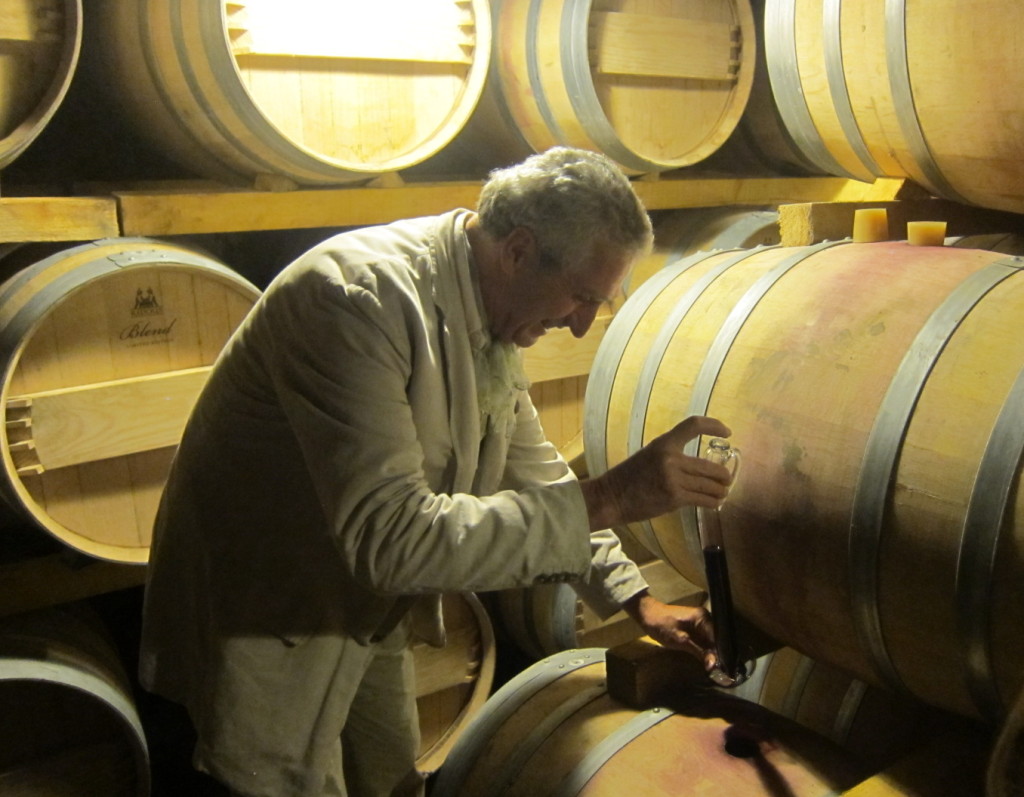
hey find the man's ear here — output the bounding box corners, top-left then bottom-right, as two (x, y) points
(501, 227), (536, 274)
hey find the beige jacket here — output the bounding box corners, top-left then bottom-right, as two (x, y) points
(139, 209), (647, 792)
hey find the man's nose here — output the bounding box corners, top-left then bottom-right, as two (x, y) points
(567, 303), (600, 338)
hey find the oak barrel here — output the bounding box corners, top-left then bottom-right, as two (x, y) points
(949, 233), (1024, 257)
(0, 0), (81, 169)
(432, 648), (865, 796)
(700, 0), (823, 177)
(0, 238), (261, 563)
(88, 0), (491, 186)
(585, 240), (1024, 721)
(0, 605), (149, 795)
(626, 207), (781, 298)
(414, 592), (495, 774)
(733, 647), (935, 773)
(764, 0), (1024, 214)
(431, 0), (756, 177)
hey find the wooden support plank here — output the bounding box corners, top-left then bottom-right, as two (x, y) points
(229, 3), (474, 65)
(7, 367), (211, 472)
(115, 182), (485, 235)
(522, 312), (612, 384)
(779, 198), (1024, 247)
(592, 12), (737, 81)
(0, 197), (119, 242)
(114, 177), (906, 236)
(633, 176), (907, 212)
(0, 0), (62, 43)
(0, 553), (146, 619)
(233, 41), (473, 66)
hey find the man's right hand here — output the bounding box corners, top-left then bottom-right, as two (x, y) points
(579, 416), (734, 531)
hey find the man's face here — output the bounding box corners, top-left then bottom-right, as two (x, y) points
(489, 229), (632, 348)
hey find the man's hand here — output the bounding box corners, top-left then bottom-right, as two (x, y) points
(622, 590), (717, 672)
(580, 415), (734, 531)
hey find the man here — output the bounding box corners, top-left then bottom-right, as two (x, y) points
(140, 146), (734, 796)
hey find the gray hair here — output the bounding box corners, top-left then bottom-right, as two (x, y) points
(476, 147), (653, 273)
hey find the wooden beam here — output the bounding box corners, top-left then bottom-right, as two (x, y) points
(0, 553), (146, 619)
(0, 197), (119, 242)
(115, 182), (485, 235)
(113, 177), (908, 236)
(633, 175), (906, 211)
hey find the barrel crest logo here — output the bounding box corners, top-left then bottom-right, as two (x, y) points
(131, 286), (162, 316)
(120, 286), (178, 345)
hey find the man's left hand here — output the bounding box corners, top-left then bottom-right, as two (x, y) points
(622, 590), (717, 672)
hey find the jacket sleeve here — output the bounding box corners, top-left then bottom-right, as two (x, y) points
(500, 388), (650, 620)
(254, 262), (594, 596)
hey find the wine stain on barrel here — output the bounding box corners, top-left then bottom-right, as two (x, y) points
(723, 722), (762, 759)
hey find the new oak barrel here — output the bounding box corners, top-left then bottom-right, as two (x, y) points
(0, 0), (81, 169)
(425, 0), (755, 177)
(0, 239), (260, 563)
(584, 240), (1024, 722)
(414, 592), (495, 774)
(431, 648), (866, 796)
(764, 0), (1024, 214)
(88, 0), (491, 185)
(0, 605), (149, 795)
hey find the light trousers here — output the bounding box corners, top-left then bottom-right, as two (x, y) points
(224, 620), (424, 797)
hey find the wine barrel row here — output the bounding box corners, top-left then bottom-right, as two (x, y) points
(6, 1), (1024, 215)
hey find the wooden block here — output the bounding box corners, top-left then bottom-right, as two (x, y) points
(605, 636), (710, 709)
(779, 199), (1024, 247)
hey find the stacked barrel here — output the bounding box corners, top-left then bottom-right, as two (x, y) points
(2, 1), (1023, 794)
